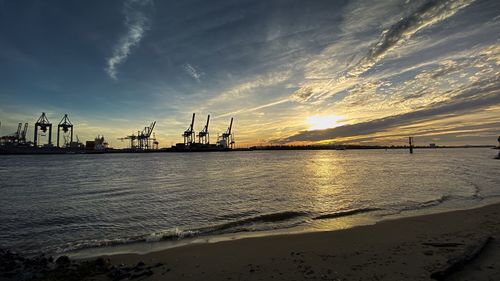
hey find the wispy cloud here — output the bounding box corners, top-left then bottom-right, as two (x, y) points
(216, 98), (291, 118)
(347, 0), (475, 77)
(200, 70), (292, 116)
(183, 63), (204, 82)
(105, 0), (154, 80)
(292, 0), (476, 103)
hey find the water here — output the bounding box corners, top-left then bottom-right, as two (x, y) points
(1, 148), (499, 256)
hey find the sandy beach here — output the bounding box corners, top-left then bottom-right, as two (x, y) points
(92, 202), (500, 281)
(2, 202), (500, 280)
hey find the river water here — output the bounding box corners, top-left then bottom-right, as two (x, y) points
(1, 148), (499, 256)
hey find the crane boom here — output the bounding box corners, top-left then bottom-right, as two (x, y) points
(190, 113), (195, 131)
(15, 123), (22, 138)
(228, 117), (233, 135)
(21, 123), (28, 141)
(148, 121), (156, 137)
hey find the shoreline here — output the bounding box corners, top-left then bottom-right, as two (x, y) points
(4, 201), (498, 280)
(100, 201), (500, 280)
(0, 145), (495, 156)
(65, 196), (500, 261)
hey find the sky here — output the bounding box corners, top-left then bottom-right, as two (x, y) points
(0, 0), (499, 148)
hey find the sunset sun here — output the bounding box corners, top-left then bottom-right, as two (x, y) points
(306, 115), (344, 130)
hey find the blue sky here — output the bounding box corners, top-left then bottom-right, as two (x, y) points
(0, 0), (499, 147)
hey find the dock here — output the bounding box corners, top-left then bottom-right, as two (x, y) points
(0, 112), (236, 155)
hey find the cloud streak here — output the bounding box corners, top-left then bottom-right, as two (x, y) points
(282, 77), (500, 143)
(216, 98), (291, 118)
(348, 0), (475, 77)
(293, 0), (476, 102)
(105, 0), (153, 80)
(183, 63), (204, 82)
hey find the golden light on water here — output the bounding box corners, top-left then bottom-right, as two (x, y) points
(305, 115), (344, 130)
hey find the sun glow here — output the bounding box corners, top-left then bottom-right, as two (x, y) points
(306, 115), (344, 130)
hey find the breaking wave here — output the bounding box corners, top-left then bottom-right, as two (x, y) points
(56, 211), (308, 254)
(199, 211), (308, 233)
(400, 195), (453, 211)
(312, 208), (382, 220)
(399, 191), (484, 213)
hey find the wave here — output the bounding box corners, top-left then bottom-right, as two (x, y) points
(400, 195), (452, 211)
(57, 211), (308, 254)
(215, 210), (259, 221)
(399, 193), (481, 212)
(312, 208), (382, 220)
(468, 181), (482, 199)
(144, 211), (308, 242)
(200, 211), (307, 233)
(400, 192), (484, 213)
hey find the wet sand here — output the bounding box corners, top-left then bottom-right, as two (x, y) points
(3, 203), (500, 280)
(97, 202), (500, 281)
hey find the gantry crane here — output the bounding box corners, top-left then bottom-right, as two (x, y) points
(217, 117), (234, 149)
(15, 123), (22, 140)
(138, 121), (156, 149)
(183, 113), (195, 146)
(0, 122), (28, 145)
(197, 114), (210, 145)
(118, 121), (156, 150)
(34, 112), (52, 147)
(118, 133), (137, 149)
(57, 114), (73, 148)
(20, 123), (28, 144)
(152, 133), (159, 150)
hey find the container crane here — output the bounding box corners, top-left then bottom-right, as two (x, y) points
(19, 123), (28, 144)
(197, 115), (210, 145)
(118, 133), (137, 149)
(0, 123), (23, 145)
(21, 123), (28, 142)
(138, 121), (156, 149)
(152, 133), (159, 150)
(15, 123), (22, 140)
(183, 113), (195, 146)
(217, 117), (234, 149)
(57, 114), (73, 148)
(34, 112), (52, 147)
(118, 121), (156, 150)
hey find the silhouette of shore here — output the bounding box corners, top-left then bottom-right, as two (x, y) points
(249, 144), (495, 151)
